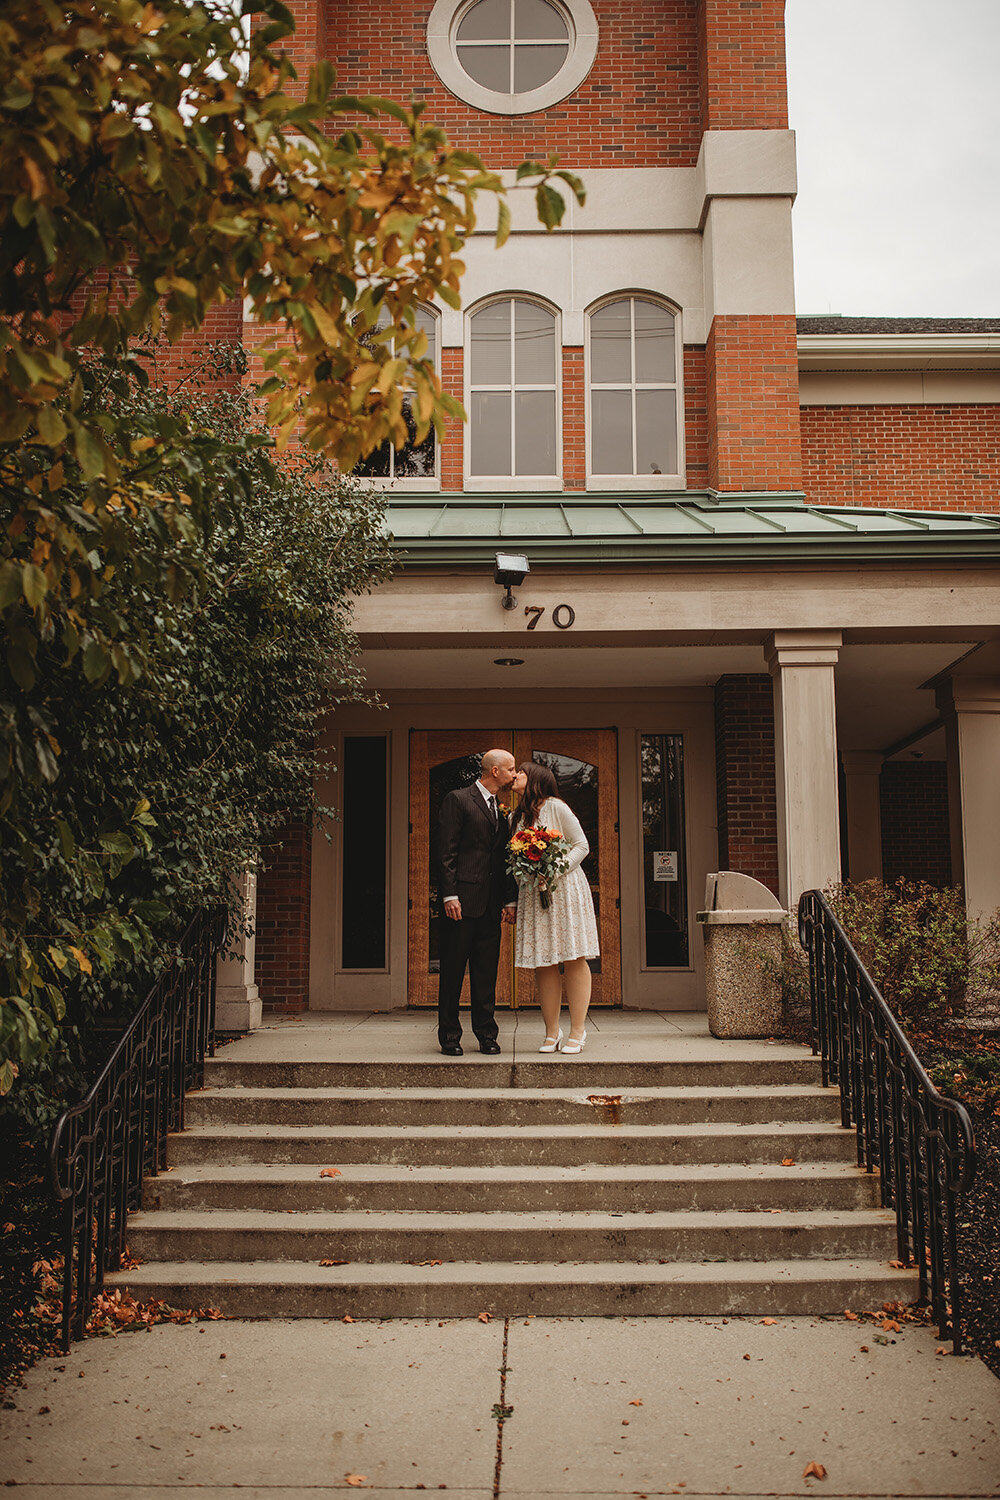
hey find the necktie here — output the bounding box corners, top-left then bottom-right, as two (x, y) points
(489, 795), (498, 823)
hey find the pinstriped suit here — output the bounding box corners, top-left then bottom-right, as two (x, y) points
(436, 783), (517, 1046)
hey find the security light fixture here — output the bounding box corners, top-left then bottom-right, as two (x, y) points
(494, 552), (529, 610)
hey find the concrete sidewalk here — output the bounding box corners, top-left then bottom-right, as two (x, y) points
(2, 1313), (998, 1498)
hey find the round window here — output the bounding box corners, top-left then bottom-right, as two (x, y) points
(427, 0), (598, 116)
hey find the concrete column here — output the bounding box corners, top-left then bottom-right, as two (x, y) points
(766, 630), (843, 910)
(936, 676), (1000, 923)
(214, 871), (261, 1032)
(841, 751), (885, 884)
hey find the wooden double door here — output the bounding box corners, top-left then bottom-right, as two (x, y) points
(408, 729), (620, 1008)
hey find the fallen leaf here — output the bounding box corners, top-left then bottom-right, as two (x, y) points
(843, 1309), (859, 1321)
(319, 1168), (342, 1179)
(881, 1319), (900, 1333)
(344, 1475), (367, 1487)
(803, 1461), (827, 1479)
(343, 1314), (355, 1323)
(889, 1259), (905, 1269)
(628, 1399), (643, 1406)
(761, 1317), (777, 1325)
(781, 1157), (796, 1167)
(859, 1345), (869, 1353)
(742, 1353), (750, 1361)
(478, 1311), (492, 1322)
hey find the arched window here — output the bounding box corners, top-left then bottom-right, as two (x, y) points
(355, 306), (439, 484)
(469, 298), (559, 482)
(588, 297), (681, 483)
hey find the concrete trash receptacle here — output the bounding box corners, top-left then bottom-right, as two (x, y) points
(697, 871), (787, 1038)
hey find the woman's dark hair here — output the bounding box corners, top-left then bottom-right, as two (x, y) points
(511, 760), (559, 833)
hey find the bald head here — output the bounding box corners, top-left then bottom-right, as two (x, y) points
(479, 747), (516, 795)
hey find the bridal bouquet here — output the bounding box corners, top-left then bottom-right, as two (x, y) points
(507, 826), (571, 910)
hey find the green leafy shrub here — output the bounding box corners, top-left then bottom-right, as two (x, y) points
(828, 879), (1000, 1027)
(2, 354), (391, 1128)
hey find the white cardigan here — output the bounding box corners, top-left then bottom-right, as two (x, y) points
(534, 798), (589, 874)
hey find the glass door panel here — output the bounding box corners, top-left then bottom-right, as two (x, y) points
(640, 733), (688, 968)
(512, 729), (620, 1006)
(408, 732), (514, 1009)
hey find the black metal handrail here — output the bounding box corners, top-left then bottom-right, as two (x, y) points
(48, 906), (227, 1349)
(797, 889), (976, 1353)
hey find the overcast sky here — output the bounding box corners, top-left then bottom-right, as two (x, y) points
(784, 0), (1000, 317)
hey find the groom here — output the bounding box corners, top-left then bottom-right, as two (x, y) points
(436, 748), (518, 1056)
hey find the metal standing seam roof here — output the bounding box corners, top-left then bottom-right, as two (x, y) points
(382, 491), (1000, 565)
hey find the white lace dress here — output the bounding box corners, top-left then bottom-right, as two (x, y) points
(513, 797), (600, 968)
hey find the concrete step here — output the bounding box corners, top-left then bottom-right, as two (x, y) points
(203, 1056), (822, 1090)
(185, 1083), (841, 1129)
(125, 1207), (899, 1265)
(146, 1160), (882, 1214)
(109, 1255), (920, 1319)
(166, 1120), (858, 1168)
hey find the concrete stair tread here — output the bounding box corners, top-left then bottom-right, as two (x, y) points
(192, 1083), (833, 1101)
(112, 1256), (914, 1288)
(129, 1207), (895, 1230)
(174, 1120), (845, 1141)
(156, 1160), (870, 1184)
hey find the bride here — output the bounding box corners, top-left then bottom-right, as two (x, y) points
(509, 761), (600, 1054)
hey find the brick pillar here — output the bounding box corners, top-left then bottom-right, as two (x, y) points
(713, 674), (779, 897)
(440, 347), (464, 491)
(706, 315), (802, 493)
(683, 345), (709, 490)
(562, 346), (585, 491)
(879, 763), (952, 888)
(255, 820), (312, 1012)
(272, 0), (326, 96)
(698, 0), (790, 132)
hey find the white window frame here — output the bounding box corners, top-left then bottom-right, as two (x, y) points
(427, 0), (598, 116)
(585, 294), (686, 491)
(465, 294), (563, 491)
(355, 306), (442, 492)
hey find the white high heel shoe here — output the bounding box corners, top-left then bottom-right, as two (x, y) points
(539, 1028), (563, 1053)
(561, 1029), (587, 1054)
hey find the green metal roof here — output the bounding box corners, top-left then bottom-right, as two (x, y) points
(383, 490), (1000, 566)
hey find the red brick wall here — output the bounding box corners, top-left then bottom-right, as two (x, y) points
(440, 347), (464, 490)
(322, 1), (702, 167)
(707, 315), (802, 492)
(880, 763), (952, 889)
(698, 0), (788, 130)
(800, 405), (1000, 513)
(255, 820), (312, 1012)
(714, 674), (780, 896)
(683, 344), (709, 490)
(562, 347), (586, 490)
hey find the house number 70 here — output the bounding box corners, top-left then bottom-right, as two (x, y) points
(525, 604), (576, 630)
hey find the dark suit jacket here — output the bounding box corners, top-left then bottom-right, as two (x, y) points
(437, 784), (518, 920)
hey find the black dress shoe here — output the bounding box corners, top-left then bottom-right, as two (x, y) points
(440, 1042), (464, 1056)
(478, 1040), (501, 1055)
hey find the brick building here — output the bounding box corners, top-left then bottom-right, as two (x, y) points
(217, 0), (1000, 1026)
